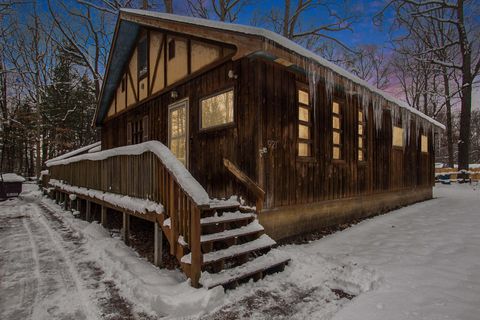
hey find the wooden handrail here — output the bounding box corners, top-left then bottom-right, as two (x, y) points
(48, 143), (206, 287)
(223, 158), (265, 212)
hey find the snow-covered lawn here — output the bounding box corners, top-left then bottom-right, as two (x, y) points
(1, 183), (479, 319)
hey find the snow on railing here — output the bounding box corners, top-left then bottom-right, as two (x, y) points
(50, 179), (164, 214)
(47, 141), (210, 206)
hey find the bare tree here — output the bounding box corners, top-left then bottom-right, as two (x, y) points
(186, 0), (247, 22)
(342, 45), (392, 90)
(385, 0), (480, 172)
(260, 0), (357, 52)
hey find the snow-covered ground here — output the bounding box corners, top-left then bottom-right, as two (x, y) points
(1, 183), (479, 319)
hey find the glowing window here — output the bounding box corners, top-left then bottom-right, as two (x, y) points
(332, 101), (343, 160)
(358, 108), (366, 161)
(392, 126), (404, 147)
(421, 135), (428, 153)
(297, 88), (312, 157)
(200, 89), (234, 129)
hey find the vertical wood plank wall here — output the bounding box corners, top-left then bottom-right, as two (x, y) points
(102, 59), (259, 201)
(101, 57), (435, 210)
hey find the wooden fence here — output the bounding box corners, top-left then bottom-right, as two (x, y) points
(435, 167), (480, 181)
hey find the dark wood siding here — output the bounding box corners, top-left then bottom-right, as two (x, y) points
(102, 58), (261, 201)
(102, 56), (435, 209)
(255, 59), (435, 209)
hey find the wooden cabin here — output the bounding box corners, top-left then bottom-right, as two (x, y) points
(45, 9), (444, 288)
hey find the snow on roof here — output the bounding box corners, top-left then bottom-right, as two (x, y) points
(45, 141), (101, 165)
(46, 141), (211, 206)
(121, 9), (445, 130)
(0, 173), (26, 183)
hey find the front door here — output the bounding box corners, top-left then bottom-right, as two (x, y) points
(168, 98), (189, 167)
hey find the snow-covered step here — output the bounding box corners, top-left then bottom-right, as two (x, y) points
(200, 249), (290, 289)
(201, 220), (264, 243)
(200, 211), (254, 226)
(181, 234), (275, 265)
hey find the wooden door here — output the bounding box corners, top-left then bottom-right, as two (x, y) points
(168, 98), (189, 167)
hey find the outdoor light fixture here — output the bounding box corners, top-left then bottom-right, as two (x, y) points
(171, 90), (178, 99)
(228, 70), (238, 79)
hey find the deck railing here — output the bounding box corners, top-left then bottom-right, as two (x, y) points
(46, 141), (208, 287)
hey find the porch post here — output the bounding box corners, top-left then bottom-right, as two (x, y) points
(101, 206), (107, 227)
(85, 200), (91, 222)
(154, 222), (163, 267)
(122, 211), (130, 245)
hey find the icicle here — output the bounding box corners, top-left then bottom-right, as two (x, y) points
(306, 62), (320, 128)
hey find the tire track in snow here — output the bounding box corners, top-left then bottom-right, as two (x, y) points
(0, 203), (39, 320)
(35, 200), (153, 320)
(28, 202), (101, 320)
(21, 208), (41, 319)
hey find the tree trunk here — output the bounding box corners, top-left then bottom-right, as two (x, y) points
(456, 0), (471, 174)
(164, 0), (173, 13)
(282, 0), (291, 38)
(442, 67), (454, 168)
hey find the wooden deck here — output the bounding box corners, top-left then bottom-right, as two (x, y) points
(45, 141), (288, 288)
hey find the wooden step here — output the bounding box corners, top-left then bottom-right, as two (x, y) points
(201, 220), (264, 244)
(181, 234), (275, 265)
(200, 211), (254, 226)
(200, 249), (290, 289)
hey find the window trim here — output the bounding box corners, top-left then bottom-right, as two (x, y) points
(332, 98), (344, 161)
(168, 38), (176, 60)
(297, 83), (315, 160)
(199, 87), (235, 132)
(168, 98), (190, 167)
(137, 35), (148, 80)
(357, 106), (367, 163)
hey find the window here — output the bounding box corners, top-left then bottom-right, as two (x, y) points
(392, 126), (404, 147)
(121, 76), (126, 92)
(332, 101), (343, 160)
(132, 118), (143, 144)
(297, 87), (312, 157)
(168, 39), (176, 60)
(200, 89), (234, 129)
(358, 107), (366, 161)
(421, 134), (428, 153)
(138, 36), (148, 78)
(169, 104), (188, 165)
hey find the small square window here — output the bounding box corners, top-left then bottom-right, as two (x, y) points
(168, 39), (176, 60)
(333, 146), (341, 160)
(392, 126), (404, 147)
(299, 124), (310, 139)
(421, 135), (428, 153)
(299, 107), (309, 122)
(298, 142), (311, 157)
(121, 76), (126, 92)
(298, 90), (309, 105)
(332, 102), (340, 114)
(138, 36), (148, 78)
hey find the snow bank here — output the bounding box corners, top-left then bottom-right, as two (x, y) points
(121, 9), (444, 130)
(46, 141), (211, 206)
(0, 173), (26, 183)
(49, 179), (164, 214)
